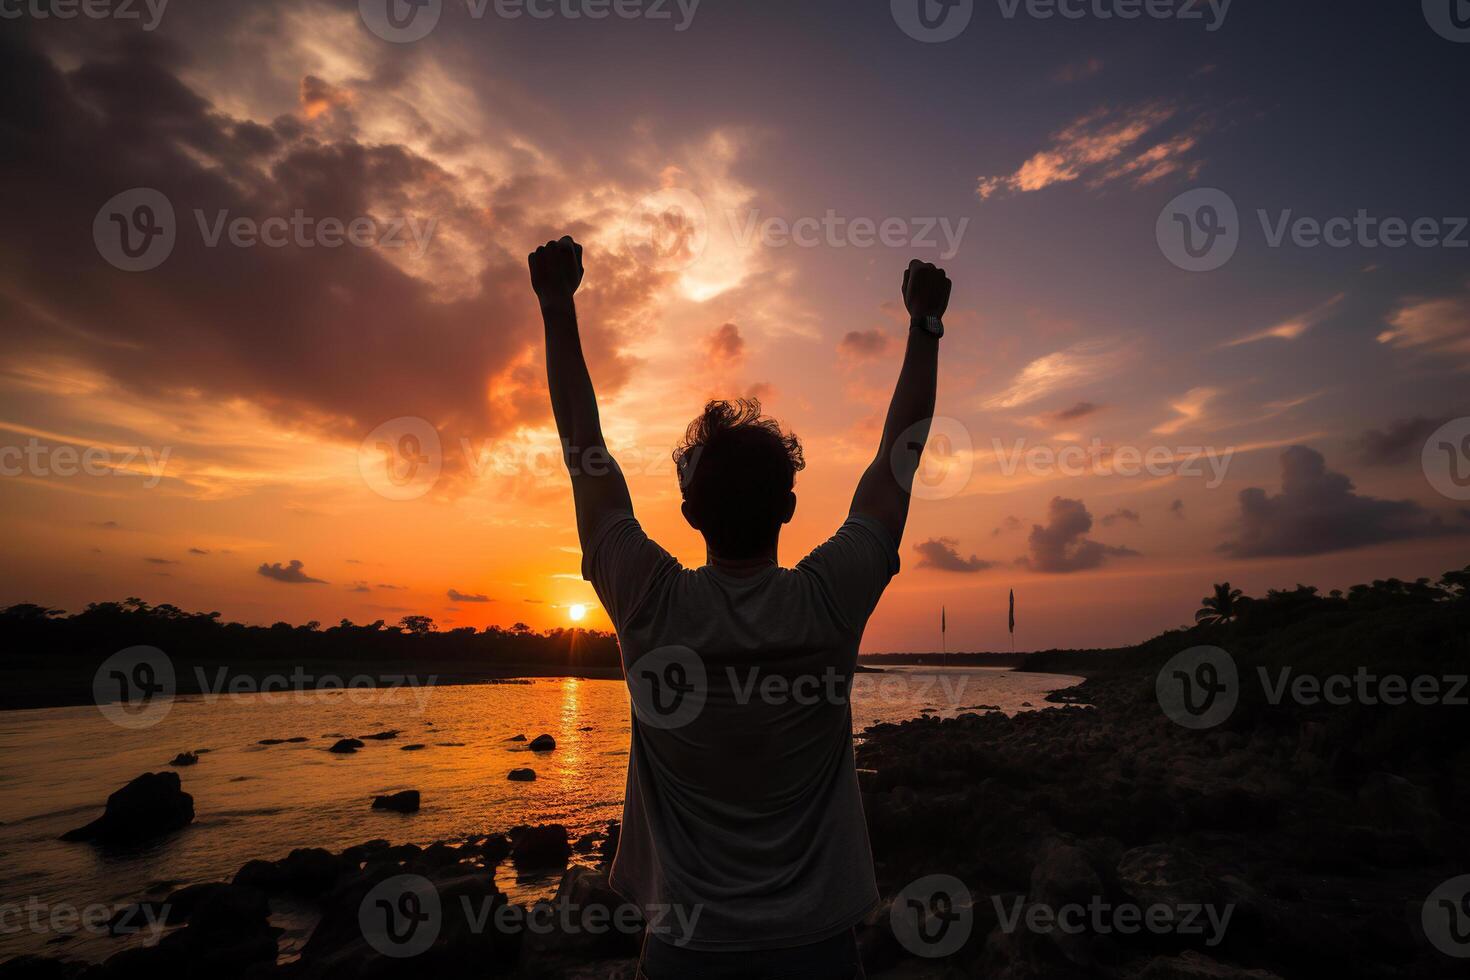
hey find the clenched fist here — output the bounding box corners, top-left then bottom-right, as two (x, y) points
(902, 259), (951, 321)
(529, 236), (584, 314)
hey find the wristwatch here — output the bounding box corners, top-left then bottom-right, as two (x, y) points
(911, 315), (944, 338)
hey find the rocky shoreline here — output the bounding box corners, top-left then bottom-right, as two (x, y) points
(5, 593), (1467, 979)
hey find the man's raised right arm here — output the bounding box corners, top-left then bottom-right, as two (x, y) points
(848, 259), (951, 546)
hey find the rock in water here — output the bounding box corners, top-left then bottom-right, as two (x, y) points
(509, 824), (571, 870)
(529, 734), (556, 752)
(169, 751), (199, 767)
(59, 772), (194, 844)
(508, 768), (537, 782)
(372, 790), (421, 813)
(358, 730), (399, 740)
(328, 738), (364, 754)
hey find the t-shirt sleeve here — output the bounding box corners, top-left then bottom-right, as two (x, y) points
(580, 511), (678, 631)
(794, 513), (902, 634)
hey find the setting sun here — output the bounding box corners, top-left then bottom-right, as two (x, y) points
(568, 604), (587, 622)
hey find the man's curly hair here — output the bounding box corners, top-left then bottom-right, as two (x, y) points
(673, 399), (805, 559)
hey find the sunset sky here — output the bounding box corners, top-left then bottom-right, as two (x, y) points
(2, 1), (1467, 651)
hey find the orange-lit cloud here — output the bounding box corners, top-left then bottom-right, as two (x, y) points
(977, 102), (1208, 201)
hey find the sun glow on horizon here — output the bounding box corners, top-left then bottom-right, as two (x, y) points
(568, 604), (587, 622)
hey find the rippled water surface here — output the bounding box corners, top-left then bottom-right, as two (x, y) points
(0, 667), (1081, 962)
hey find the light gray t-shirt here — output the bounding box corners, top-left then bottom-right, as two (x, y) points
(581, 512), (900, 951)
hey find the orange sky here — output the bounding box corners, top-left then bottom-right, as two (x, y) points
(2, 4), (1467, 651)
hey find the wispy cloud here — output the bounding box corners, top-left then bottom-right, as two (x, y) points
(977, 102), (1208, 201)
(983, 341), (1128, 410)
(1222, 293), (1344, 348)
(1152, 387), (1219, 435)
(1378, 290), (1470, 362)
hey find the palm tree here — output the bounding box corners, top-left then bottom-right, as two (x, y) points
(1195, 582), (1244, 625)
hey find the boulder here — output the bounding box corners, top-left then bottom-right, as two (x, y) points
(169, 751), (199, 767)
(59, 772), (194, 844)
(298, 869), (519, 977)
(400, 743), (426, 751)
(476, 834), (512, 866)
(508, 768), (537, 782)
(522, 866), (644, 960)
(359, 730), (399, 741)
(329, 738), (365, 754)
(234, 848), (345, 897)
(509, 824), (571, 870)
(373, 791), (421, 813)
(529, 734), (556, 752)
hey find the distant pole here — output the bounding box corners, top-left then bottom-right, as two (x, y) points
(941, 605), (947, 664)
(1008, 588), (1015, 654)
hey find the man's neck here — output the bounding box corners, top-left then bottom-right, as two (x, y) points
(707, 544), (779, 577)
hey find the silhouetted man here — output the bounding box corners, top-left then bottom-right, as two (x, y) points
(530, 236), (949, 979)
